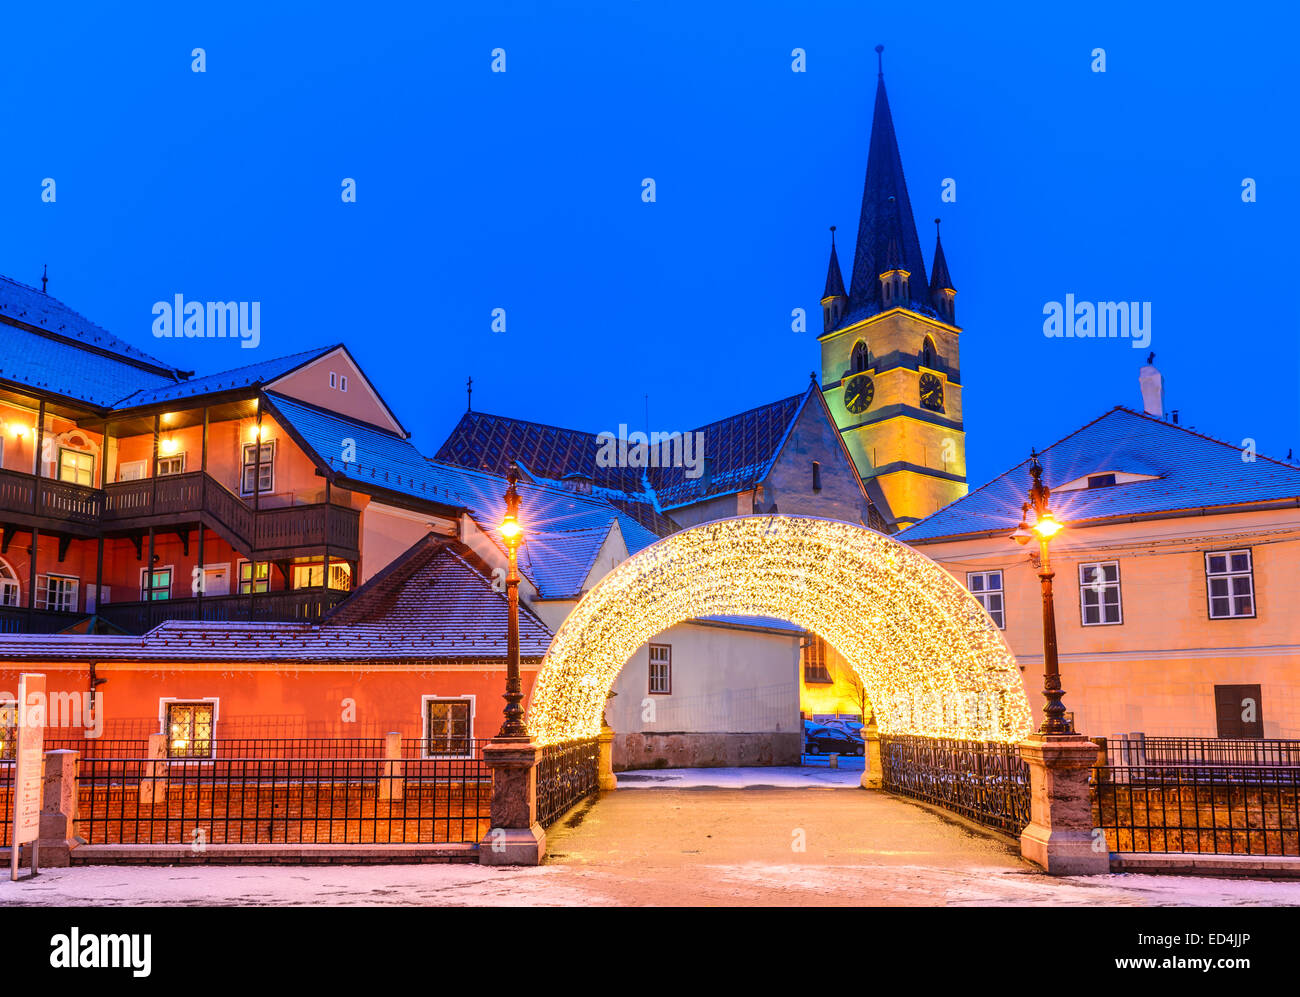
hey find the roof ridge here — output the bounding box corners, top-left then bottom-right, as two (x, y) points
(1112, 405), (1300, 470)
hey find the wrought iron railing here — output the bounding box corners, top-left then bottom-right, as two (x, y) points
(76, 740), (491, 845)
(535, 736), (600, 828)
(879, 734), (1031, 836)
(1094, 739), (1300, 855)
(0, 760), (12, 847)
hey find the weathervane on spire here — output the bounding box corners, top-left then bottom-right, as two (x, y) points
(875, 44), (884, 77)
(41, 264), (47, 294)
(466, 375), (473, 412)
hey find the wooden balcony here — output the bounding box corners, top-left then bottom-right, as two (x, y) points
(97, 588), (352, 634)
(0, 605), (88, 634)
(0, 468), (360, 559)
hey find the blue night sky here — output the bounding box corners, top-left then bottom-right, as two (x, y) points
(2, 1), (1297, 488)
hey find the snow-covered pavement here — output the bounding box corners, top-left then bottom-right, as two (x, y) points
(2, 775), (1298, 906)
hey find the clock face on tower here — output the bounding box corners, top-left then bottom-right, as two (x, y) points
(919, 372), (945, 412)
(844, 374), (874, 414)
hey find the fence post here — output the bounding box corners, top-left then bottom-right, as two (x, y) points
(860, 720), (882, 790)
(479, 738), (545, 865)
(138, 732), (168, 805)
(379, 731), (404, 802)
(1018, 733), (1110, 875)
(38, 749), (81, 866)
(597, 722), (617, 792)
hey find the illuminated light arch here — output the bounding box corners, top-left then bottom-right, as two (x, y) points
(527, 516), (1033, 745)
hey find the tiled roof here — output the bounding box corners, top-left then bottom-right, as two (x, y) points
(651, 392), (807, 509)
(0, 536), (553, 662)
(435, 410), (646, 495)
(434, 387), (817, 515)
(116, 346), (335, 407)
(823, 234), (846, 299)
(904, 407), (1300, 542)
(0, 278), (188, 407)
(0, 275), (176, 370)
(266, 392), (662, 596)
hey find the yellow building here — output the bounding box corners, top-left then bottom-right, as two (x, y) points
(905, 405), (1300, 738)
(817, 54), (966, 530)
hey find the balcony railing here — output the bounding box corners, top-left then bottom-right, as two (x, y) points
(97, 588), (352, 633)
(0, 468), (358, 556)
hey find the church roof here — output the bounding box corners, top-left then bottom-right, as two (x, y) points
(434, 384), (826, 516)
(846, 63), (930, 318)
(904, 407), (1300, 543)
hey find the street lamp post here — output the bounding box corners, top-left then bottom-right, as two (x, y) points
(498, 463), (528, 739)
(1010, 451), (1073, 736)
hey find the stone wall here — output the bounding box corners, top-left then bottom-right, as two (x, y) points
(613, 731), (802, 770)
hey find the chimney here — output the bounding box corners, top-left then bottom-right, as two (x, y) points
(1138, 351), (1163, 418)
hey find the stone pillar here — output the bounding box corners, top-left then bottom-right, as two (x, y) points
(479, 739), (545, 866)
(1019, 733), (1110, 875)
(38, 749), (81, 866)
(378, 731), (404, 802)
(138, 732), (168, 806)
(860, 721), (882, 789)
(597, 723), (617, 792)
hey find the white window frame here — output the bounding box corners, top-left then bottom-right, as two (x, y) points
(421, 695), (475, 758)
(36, 573), (79, 613)
(1205, 549), (1256, 620)
(329, 372), (337, 388)
(141, 564), (175, 601)
(240, 440), (276, 496)
(966, 570), (1005, 629)
(118, 459), (147, 481)
(648, 643), (672, 695)
(159, 697), (219, 759)
(339, 375), (348, 392)
(1079, 560), (1123, 626)
(156, 452), (187, 476)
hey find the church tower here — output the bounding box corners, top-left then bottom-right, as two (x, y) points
(819, 47), (967, 530)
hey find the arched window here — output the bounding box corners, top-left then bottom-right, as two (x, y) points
(0, 558), (20, 607)
(921, 337), (938, 370)
(851, 341), (869, 373)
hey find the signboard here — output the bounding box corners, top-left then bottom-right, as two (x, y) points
(10, 673), (45, 879)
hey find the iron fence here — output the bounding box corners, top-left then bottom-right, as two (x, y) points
(1109, 735), (1300, 770)
(536, 736), (600, 828)
(75, 739), (491, 845)
(879, 734), (1031, 836)
(0, 760), (11, 847)
(1094, 754), (1300, 856)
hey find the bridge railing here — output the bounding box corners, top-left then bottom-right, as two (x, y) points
(879, 733), (1031, 836)
(535, 736), (600, 828)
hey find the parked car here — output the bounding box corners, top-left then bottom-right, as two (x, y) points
(804, 725), (864, 756)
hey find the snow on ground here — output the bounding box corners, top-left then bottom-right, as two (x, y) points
(615, 765), (863, 789)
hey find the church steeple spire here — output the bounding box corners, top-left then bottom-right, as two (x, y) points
(848, 45), (929, 313)
(929, 217), (957, 324)
(821, 226), (847, 332)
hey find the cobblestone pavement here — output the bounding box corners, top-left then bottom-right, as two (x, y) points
(3, 785), (1298, 906)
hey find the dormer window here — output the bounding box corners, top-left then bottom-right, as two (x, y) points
(1087, 473), (1117, 489)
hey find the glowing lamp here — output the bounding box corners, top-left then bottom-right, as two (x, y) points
(500, 515), (522, 544)
(159, 438), (179, 455)
(1032, 511), (1062, 539)
(1009, 520), (1032, 545)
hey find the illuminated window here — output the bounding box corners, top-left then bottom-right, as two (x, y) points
(165, 701), (215, 759)
(967, 570), (1005, 629)
(238, 560), (270, 594)
(140, 567), (173, 601)
(240, 441), (275, 495)
(0, 559), (19, 607)
(425, 699), (471, 756)
(1079, 562), (1122, 625)
(37, 573), (78, 613)
(291, 560), (352, 591)
(1205, 550), (1254, 619)
(58, 448), (94, 487)
(802, 635), (832, 684)
(648, 644), (672, 694)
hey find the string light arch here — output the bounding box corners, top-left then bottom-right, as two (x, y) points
(527, 516), (1032, 744)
